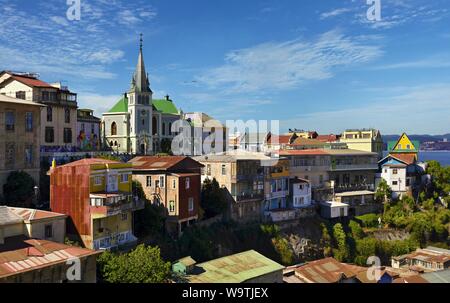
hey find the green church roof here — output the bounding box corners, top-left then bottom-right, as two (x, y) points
(108, 96), (128, 113)
(153, 98), (179, 115)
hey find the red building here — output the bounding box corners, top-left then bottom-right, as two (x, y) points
(129, 156), (204, 234)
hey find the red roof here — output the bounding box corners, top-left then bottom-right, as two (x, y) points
(390, 153), (416, 165)
(129, 156), (203, 170)
(267, 135), (291, 145)
(9, 207), (67, 222)
(316, 134), (340, 143)
(59, 158), (121, 167)
(9, 75), (54, 88)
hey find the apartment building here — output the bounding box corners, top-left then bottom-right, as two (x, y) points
(339, 129), (383, 159)
(0, 94), (44, 198)
(129, 156), (203, 234)
(0, 71), (78, 152)
(49, 158), (144, 250)
(194, 151), (273, 222)
(263, 158), (292, 222)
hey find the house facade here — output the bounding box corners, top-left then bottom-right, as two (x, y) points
(129, 156), (203, 234)
(49, 158), (144, 250)
(339, 129), (383, 159)
(76, 109), (101, 151)
(0, 94), (44, 198)
(391, 247), (450, 273)
(0, 71), (78, 152)
(194, 151), (272, 223)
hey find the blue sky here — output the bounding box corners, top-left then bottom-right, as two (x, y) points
(1, 0), (449, 135)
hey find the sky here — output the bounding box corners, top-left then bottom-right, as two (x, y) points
(0, 0), (449, 135)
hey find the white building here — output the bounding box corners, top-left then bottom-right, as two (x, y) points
(291, 178), (312, 208)
(320, 201), (349, 219)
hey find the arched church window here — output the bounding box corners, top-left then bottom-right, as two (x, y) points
(168, 122), (172, 135)
(111, 122), (117, 136)
(152, 117), (158, 135)
(162, 122), (166, 135)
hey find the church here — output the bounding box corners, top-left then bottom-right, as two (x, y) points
(102, 35), (181, 155)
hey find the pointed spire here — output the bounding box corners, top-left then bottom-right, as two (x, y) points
(130, 33), (151, 93)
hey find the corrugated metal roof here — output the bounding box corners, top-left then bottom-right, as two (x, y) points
(0, 207), (23, 226)
(185, 250), (284, 283)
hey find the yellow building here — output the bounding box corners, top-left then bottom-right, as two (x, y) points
(339, 129), (383, 159)
(50, 158), (144, 250)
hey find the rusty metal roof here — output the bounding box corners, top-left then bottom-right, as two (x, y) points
(0, 236), (99, 279)
(8, 207), (67, 223)
(0, 207), (23, 226)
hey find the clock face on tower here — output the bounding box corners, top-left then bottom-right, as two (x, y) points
(141, 110), (147, 116)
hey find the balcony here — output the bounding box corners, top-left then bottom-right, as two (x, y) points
(90, 192), (145, 217)
(234, 174), (264, 182)
(333, 184), (375, 193)
(330, 164), (378, 171)
(235, 192), (264, 202)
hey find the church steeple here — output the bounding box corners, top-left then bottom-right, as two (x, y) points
(130, 33), (151, 93)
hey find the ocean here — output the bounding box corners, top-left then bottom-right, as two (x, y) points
(418, 151), (450, 166)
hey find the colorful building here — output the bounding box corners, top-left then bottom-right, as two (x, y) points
(129, 156), (203, 234)
(49, 158), (144, 250)
(339, 129), (383, 159)
(387, 132), (420, 160)
(77, 109), (101, 151)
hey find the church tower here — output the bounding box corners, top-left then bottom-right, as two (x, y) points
(127, 34), (153, 155)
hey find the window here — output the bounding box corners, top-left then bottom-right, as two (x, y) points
(121, 213), (128, 221)
(5, 111), (15, 131)
(162, 122), (166, 135)
(172, 179), (176, 189)
(94, 176), (102, 186)
(15, 91), (25, 100)
(393, 169), (398, 175)
(169, 200), (175, 212)
(221, 164), (226, 175)
(111, 122), (117, 136)
(64, 108), (71, 123)
(398, 144), (402, 149)
(42, 91), (49, 101)
(5, 143), (15, 168)
(406, 179), (410, 186)
(25, 112), (33, 132)
(121, 174), (129, 183)
(185, 178), (190, 189)
(45, 127), (54, 143)
(406, 144), (411, 149)
(44, 224), (53, 239)
(91, 124), (95, 134)
(159, 176), (165, 188)
(25, 145), (33, 167)
(146, 176), (152, 187)
(188, 197), (194, 212)
(63, 128), (72, 143)
(168, 123), (172, 135)
(206, 164), (211, 176)
(47, 106), (52, 122)
(392, 181), (398, 186)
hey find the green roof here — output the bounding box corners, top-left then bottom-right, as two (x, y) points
(387, 140), (420, 153)
(183, 250), (284, 283)
(108, 96), (128, 113)
(153, 99), (179, 115)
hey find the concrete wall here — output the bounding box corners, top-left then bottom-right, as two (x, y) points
(24, 217), (66, 243)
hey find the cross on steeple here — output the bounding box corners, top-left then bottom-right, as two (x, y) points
(130, 33), (151, 93)
(140, 33), (143, 50)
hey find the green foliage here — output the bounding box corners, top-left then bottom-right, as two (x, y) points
(356, 213), (380, 228)
(349, 220), (365, 239)
(2, 171), (35, 207)
(426, 161), (450, 198)
(272, 237), (294, 265)
(375, 179), (392, 203)
(98, 245), (171, 283)
(320, 223), (333, 257)
(354, 237), (377, 266)
(160, 139), (173, 155)
(260, 224), (281, 237)
(201, 178), (228, 218)
(332, 223), (350, 262)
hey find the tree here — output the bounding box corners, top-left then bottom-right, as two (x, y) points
(160, 138), (173, 155)
(349, 220), (365, 239)
(98, 245), (171, 283)
(354, 237), (377, 266)
(2, 171), (35, 207)
(375, 179), (392, 203)
(201, 178), (228, 218)
(320, 223), (333, 257)
(332, 223), (350, 262)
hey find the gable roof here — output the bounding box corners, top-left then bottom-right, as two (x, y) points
(153, 98), (179, 115)
(108, 96), (128, 113)
(2, 75), (54, 89)
(0, 207), (23, 226)
(129, 156), (204, 171)
(58, 158), (121, 167)
(388, 133), (420, 153)
(267, 135), (292, 145)
(8, 207), (67, 223)
(316, 134), (340, 143)
(379, 153), (416, 166)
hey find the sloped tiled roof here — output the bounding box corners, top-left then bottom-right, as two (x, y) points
(8, 75), (54, 88)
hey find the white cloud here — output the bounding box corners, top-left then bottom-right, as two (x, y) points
(320, 8), (353, 19)
(197, 30), (383, 94)
(50, 16), (69, 26)
(373, 55), (450, 70)
(77, 92), (123, 117)
(282, 84), (450, 135)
